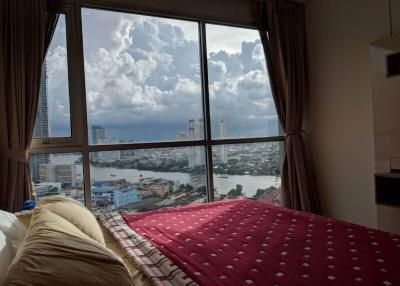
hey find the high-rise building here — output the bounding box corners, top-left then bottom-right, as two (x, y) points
(187, 119), (204, 167)
(195, 119), (203, 139)
(91, 125), (106, 144)
(218, 120), (227, 163)
(39, 164), (78, 187)
(30, 61), (50, 182)
(188, 120), (196, 167)
(90, 126), (120, 162)
(187, 120), (196, 139)
(34, 62), (49, 138)
(218, 120), (226, 138)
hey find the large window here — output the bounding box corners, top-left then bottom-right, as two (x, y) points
(29, 6), (283, 213)
(82, 9), (203, 144)
(206, 24), (279, 138)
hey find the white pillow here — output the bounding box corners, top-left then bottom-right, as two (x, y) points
(0, 231), (14, 282)
(0, 210), (27, 250)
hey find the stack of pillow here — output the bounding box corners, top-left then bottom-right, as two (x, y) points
(0, 196), (134, 286)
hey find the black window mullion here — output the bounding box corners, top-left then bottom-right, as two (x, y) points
(199, 22), (214, 202)
(74, 4), (92, 209)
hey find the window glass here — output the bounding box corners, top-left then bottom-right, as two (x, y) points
(32, 11), (284, 214)
(29, 153), (84, 204)
(212, 142), (282, 205)
(34, 15), (71, 138)
(90, 147), (207, 213)
(206, 24), (279, 139)
(82, 8), (203, 144)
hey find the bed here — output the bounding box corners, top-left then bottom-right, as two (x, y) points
(99, 199), (400, 286)
(101, 224), (152, 286)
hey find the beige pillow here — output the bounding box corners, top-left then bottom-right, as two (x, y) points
(2, 208), (133, 286)
(38, 196), (105, 245)
(15, 211), (33, 228)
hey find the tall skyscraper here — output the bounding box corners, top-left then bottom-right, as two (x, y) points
(188, 120), (196, 167)
(187, 119), (204, 167)
(195, 119), (203, 140)
(218, 120), (226, 138)
(91, 125), (106, 144)
(218, 120), (227, 163)
(91, 126), (120, 162)
(30, 61), (50, 182)
(187, 120), (195, 139)
(34, 62), (49, 138)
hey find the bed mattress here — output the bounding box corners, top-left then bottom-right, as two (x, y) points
(99, 199), (400, 286)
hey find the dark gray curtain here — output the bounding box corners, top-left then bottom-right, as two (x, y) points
(257, 0), (320, 213)
(0, 0), (60, 212)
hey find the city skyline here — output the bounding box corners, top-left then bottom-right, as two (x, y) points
(89, 119), (231, 145)
(89, 119), (228, 167)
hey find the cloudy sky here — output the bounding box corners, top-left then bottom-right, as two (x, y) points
(45, 8), (278, 142)
(45, 15), (70, 137)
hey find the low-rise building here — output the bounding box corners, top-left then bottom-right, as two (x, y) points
(92, 181), (139, 209)
(33, 182), (63, 199)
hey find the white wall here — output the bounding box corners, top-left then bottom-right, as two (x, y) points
(305, 0), (400, 227)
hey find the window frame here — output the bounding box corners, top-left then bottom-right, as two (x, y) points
(31, 5), (85, 148)
(29, 3), (285, 210)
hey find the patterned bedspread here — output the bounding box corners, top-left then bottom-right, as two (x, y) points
(99, 199), (400, 286)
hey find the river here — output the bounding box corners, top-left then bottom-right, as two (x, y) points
(89, 166), (280, 198)
(51, 154), (280, 198)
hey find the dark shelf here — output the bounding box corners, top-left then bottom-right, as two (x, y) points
(375, 172), (400, 207)
(387, 52), (400, 77)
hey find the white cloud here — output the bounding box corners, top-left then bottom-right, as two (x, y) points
(175, 77), (201, 95)
(44, 8), (278, 140)
(47, 46), (68, 88)
(206, 24), (261, 54)
(252, 43), (265, 64)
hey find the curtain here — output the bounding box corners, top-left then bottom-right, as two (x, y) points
(0, 0), (60, 212)
(257, 0), (320, 213)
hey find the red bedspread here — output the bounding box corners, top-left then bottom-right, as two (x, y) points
(120, 199), (400, 286)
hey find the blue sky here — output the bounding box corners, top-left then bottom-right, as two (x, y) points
(44, 9), (279, 142)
